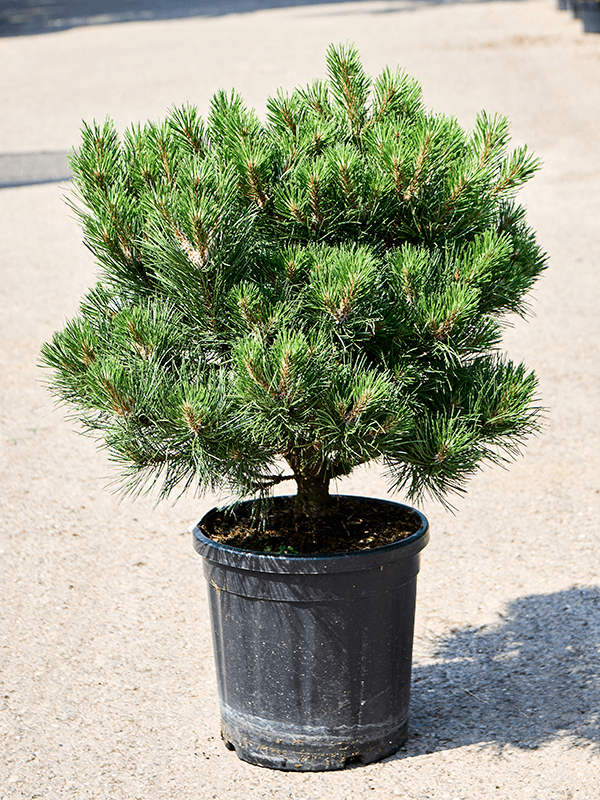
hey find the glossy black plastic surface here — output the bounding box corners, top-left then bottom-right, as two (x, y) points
(193, 496), (429, 771)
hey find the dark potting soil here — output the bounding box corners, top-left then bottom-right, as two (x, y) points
(204, 496), (422, 555)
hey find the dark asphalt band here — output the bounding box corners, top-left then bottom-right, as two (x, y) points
(0, 152), (72, 188)
(1, 0), (364, 37)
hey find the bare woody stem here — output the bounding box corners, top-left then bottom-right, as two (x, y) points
(293, 472), (332, 519)
(285, 452), (333, 519)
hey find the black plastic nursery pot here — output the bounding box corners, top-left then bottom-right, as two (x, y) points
(192, 496), (429, 771)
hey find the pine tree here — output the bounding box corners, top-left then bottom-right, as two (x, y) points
(41, 44), (545, 535)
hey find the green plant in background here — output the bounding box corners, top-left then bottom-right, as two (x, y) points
(41, 43), (545, 537)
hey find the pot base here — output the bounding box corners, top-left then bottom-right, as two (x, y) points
(221, 707), (408, 771)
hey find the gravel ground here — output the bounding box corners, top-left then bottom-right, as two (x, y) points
(1, 1), (599, 798)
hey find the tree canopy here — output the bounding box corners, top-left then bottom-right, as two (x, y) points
(41, 43), (546, 519)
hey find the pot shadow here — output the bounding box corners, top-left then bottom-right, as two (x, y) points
(0, 0), (527, 38)
(393, 586), (600, 759)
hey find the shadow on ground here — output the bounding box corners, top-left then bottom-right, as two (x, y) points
(0, 0), (525, 37)
(0, 151), (71, 188)
(395, 586), (600, 758)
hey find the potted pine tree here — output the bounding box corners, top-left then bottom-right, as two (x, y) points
(41, 44), (545, 771)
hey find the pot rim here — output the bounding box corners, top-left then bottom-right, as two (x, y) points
(192, 494), (429, 574)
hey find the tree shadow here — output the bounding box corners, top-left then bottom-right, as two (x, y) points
(0, 0), (526, 38)
(397, 586), (600, 758)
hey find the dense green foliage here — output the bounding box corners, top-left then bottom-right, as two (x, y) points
(41, 44), (545, 518)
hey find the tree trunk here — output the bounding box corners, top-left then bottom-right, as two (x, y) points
(285, 468), (330, 520)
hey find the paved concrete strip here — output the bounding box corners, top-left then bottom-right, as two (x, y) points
(0, 151), (72, 188)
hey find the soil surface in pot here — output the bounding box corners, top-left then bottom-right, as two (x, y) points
(203, 496), (422, 555)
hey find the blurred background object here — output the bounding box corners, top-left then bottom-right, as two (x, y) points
(556, 0), (600, 33)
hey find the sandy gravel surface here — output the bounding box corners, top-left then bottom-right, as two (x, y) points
(1, 1), (600, 797)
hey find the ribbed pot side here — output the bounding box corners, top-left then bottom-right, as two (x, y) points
(192, 496), (429, 771)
